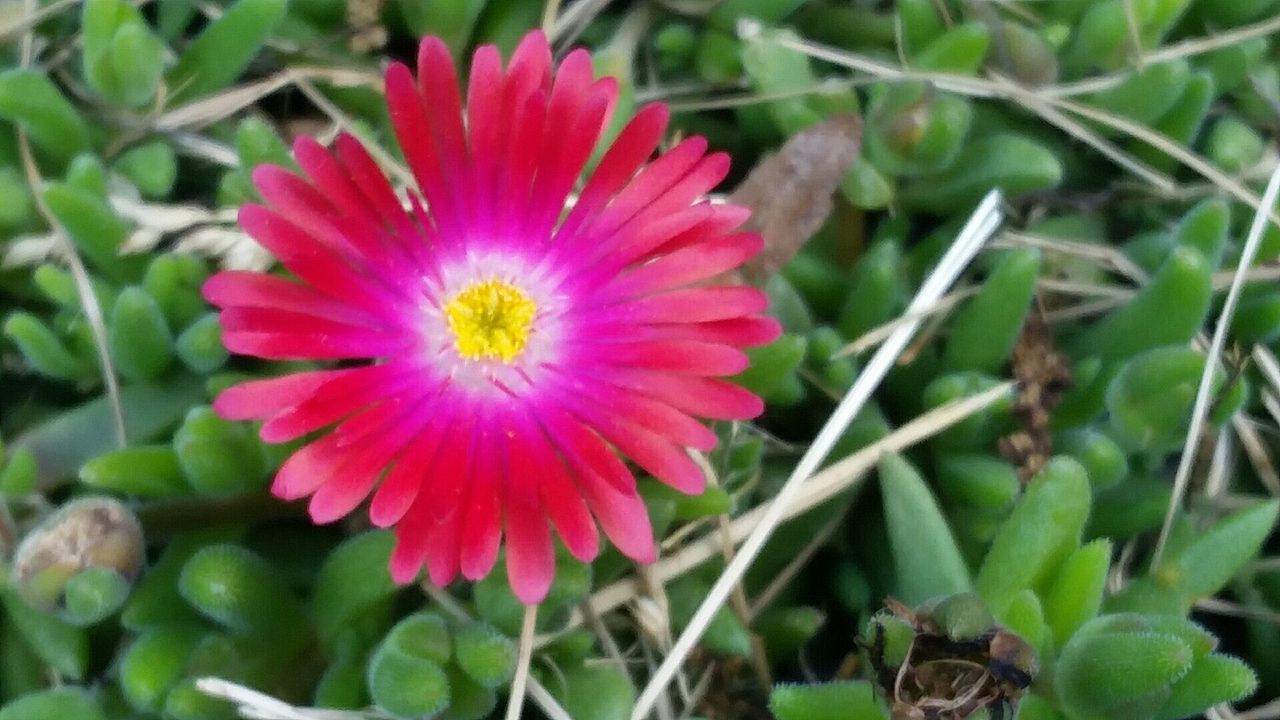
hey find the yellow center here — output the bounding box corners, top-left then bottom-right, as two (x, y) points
(443, 279), (537, 363)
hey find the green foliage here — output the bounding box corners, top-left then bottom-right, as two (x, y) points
(879, 452), (971, 604)
(453, 622), (515, 688)
(943, 248), (1041, 373)
(0, 688), (104, 720)
(977, 457), (1091, 614)
(367, 622), (451, 719)
(552, 666), (635, 720)
(165, 0), (289, 102)
(770, 681), (885, 720)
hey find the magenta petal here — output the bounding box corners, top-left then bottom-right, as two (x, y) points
(390, 502), (432, 583)
(212, 370), (345, 421)
(608, 369), (766, 421)
(559, 395), (706, 494)
(556, 104), (670, 243)
(508, 414), (599, 562)
(589, 340), (750, 376)
(385, 63), (458, 236)
(577, 469), (656, 564)
(217, 29), (776, 604)
(368, 418), (451, 528)
(538, 406), (636, 495)
(609, 233), (764, 297)
(459, 430), (503, 581)
(307, 404), (432, 524)
(504, 473), (554, 605)
(260, 362), (420, 443)
(424, 505), (462, 588)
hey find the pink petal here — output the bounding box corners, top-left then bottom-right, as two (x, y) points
(574, 316), (782, 349)
(459, 424), (504, 581)
(576, 468), (656, 564)
(558, 394), (706, 494)
(334, 133), (419, 239)
(260, 361), (420, 442)
(218, 305), (391, 336)
(291, 137), (380, 228)
(203, 271), (386, 327)
(504, 463), (554, 604)
(538, 405), (636, 495)
(563, 136), (707, 257)
(368, 414), (454, 527)
(465, 44), (504, 232)
(417, 37), (469, 201)
(424, 505), (462, 588)
(271, 401), (402, 500)
(598, 286), (770, 325)
(221, 329), (409, 361)
(496, 89), (548, 240)
(212, 370), (349, 421)
(522, 50), (609, 239)
(592, 155), (732, 269)
(508, 414), (599, 562)
(606, 369), (766, 421)
(608, 233), (764, 297)
(390, 500), (432, 583)
(307, 403), (433, 524)
(385, 63), (459, 237)
(585, 340), (750, 376)
(237, 205), (396, 314)
(545, 370), (717, 451)
(555, 104), (670, 243)
(525, 84), (614, 241)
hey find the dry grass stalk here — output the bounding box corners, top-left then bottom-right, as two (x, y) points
(1149, 161), (1280, 571)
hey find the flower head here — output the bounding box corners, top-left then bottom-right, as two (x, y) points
(204, 30), (780, 603)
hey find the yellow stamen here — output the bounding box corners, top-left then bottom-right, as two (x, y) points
(444, 279), (537, 363)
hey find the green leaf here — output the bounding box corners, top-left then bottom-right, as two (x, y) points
(0, 590), (89, 680)
(80, 445), (187, 497)
(119, 626), (204, 712)
(553, 666), (635, 720)
(453, 622), (516, 689)
(172, 407), (265, 496)
(108, 287), (175, 382)
(365, 643), (449, 719)
(770, 680), (886, 720)
(879, 453), (971, 604)
(1156, 654), (1258, 720)
(312, 531), (400, 651)
(0, 688), (104, 720)
(943, 248), (1041, 373)
(0, 71), (90, 165)
(12, 378), (206, 489)
(1056, 629), (1192, 720)
(178, 544), (306, 638)
(1043, 539), (1112, 647)
(977, 457), (1091, 614)
(1067, 247), (1212, 362)
(165, 0), (289, 102)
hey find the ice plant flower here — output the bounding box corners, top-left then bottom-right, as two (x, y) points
(204, 30), (780, 603)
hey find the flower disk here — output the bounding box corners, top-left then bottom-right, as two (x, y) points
(444, 279), (537, 363)
(204, 30), (780, 604)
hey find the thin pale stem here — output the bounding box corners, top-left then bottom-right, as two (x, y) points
(505, 604), (539, 720)
(1150, 161), (1280, 571)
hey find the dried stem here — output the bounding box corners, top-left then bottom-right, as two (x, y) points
(1150, 161), (1280, 571)
(505, 605), (539, 720)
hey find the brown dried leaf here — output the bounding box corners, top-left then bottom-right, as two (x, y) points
(729, 114), (863, 285)
(999, 312), (1074, 479)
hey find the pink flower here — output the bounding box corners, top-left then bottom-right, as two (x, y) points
(204, 30), (779, 603)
